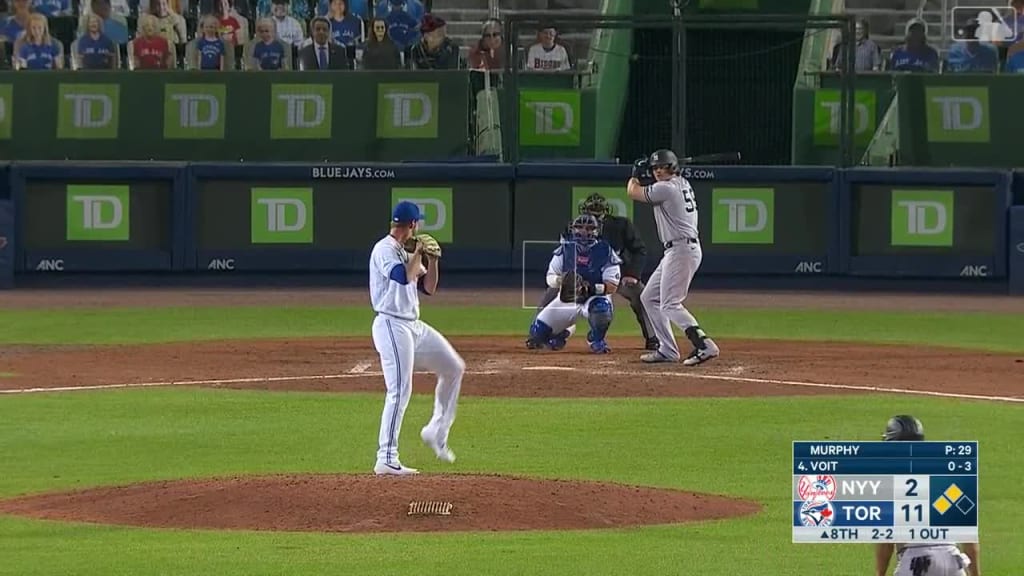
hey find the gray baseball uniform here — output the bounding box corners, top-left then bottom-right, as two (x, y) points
(639, 176), (708, 361)
(893, 544), (971, 576)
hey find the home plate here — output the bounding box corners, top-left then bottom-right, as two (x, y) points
(522, 366), (577, 371)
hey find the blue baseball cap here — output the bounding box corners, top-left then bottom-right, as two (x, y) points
(392, 201), (422, 224)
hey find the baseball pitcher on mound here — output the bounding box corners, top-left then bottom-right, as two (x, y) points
(525, 213), (621, 354)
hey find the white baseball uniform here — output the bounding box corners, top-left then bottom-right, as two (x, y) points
(535, 241), (622, 335)
(369, 235), (465, 469)
(639, 175), (709, 361)
(893, 544), (972, 576)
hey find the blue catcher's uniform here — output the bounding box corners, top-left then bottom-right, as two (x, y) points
(527, 216), (621, 354)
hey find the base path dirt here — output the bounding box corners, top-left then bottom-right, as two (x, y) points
(0, 474), (762, 533)
(1, 336), (1021, 400)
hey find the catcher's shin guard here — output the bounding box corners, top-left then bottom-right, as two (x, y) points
(526, 319), (554, 349)
(586, 297), (612, 344)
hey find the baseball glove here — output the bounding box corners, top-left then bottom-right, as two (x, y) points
(404, 234), (442, 260)
(558, 271), (591, 304)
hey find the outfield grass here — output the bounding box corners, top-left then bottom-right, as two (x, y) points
(0, 305), (1020, 575)
(1, 306), (1023, 351)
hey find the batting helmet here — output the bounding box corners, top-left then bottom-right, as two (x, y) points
(882, 415), (925, 441)
(649, 149), (679, 172)
(579, 193), (611, 218)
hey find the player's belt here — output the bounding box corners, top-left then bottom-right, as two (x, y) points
(663, 238), (698, 249)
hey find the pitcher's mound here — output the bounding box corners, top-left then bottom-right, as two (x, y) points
(0, 474), (761, 533)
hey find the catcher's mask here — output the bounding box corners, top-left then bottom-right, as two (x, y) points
(571, 214), (601, 249)
(579, 193), (610, 219)
(882, 415), (925, 441)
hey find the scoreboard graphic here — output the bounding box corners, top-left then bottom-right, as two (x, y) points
(792, 441), (978, 543)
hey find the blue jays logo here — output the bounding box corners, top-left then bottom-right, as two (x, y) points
(576, 255), (590, 266)
(800, 499), (834, 527)
(797, 475), (836, 501)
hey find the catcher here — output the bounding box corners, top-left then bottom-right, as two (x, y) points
(533, 193), (658, 351)
(525, 213), (621, 354)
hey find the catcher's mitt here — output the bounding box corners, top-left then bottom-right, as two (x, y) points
(558, 271), (591, 304)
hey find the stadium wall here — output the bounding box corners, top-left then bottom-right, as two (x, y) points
(4, 162), (1022, 293)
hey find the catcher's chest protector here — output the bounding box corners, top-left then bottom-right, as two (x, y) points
(563, 242), (613, 285)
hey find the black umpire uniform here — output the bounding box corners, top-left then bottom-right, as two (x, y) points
(536, 193), (659, 350)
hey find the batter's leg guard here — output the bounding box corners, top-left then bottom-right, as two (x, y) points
(586, 297), (612, 353)
(526, 319), (554, 349)
(684, 325), (711, 350)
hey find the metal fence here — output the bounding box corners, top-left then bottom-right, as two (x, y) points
(502, 12), (857, 165)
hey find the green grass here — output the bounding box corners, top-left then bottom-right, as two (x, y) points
(1, 306), (1023, 351)
(0, 389), (1019, 576)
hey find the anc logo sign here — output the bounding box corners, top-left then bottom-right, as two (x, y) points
(57, 84), (120, 139)
(890, 189), (954, 247)
(376, 83), (438, 139)
(164, 84), (226, 139)
(66, 185), (130, 241)
(925, 86), (989, 143)
(271, 84), (332, 139)
(250, 188), (314, 244)
(519, 90), (580, 147)
(0, 84), (11, 139)
(711, 188), (774, 245)
(813, 90), (876, 147)
(571, 187), (633, 221)
(390, 188), (453, 243)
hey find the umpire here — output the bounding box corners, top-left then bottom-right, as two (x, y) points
(536, 193), (659, 350)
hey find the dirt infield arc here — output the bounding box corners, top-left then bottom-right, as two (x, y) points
(0, 474), (763, 533)
(1, 336), (1022, 400)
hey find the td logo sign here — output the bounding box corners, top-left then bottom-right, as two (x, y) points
(925, 87), (989, 143)
(711, 188), (775, 245)
(571, 187), (633, 221)
(57, 84), (119, 139)
(164, 84), (226, 139)
(66, 185), (130, 241)
(391, 188), (453, 243)
(891, 189), (954, 247)
(813, 89), (876, 146)
(377, 83), (438, 139)
(251, 188), (314, 244)
(271, 84), (332, 139)
(519, 90), (581, 147)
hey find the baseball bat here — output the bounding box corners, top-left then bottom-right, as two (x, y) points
(680, 152), (742, 164)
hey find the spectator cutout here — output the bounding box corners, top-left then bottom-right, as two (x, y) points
(14, 13), (63, 69)
(946, 17), (999, 73)
(147, 0), (187, 46)
(194, 13), (227, 69)
(469, 18), (503, 70)
(830, 18), (881, 72)
(318, 0), (367, 20)
(258, 0), (308, 21)
(326, 0), (363, 48)
(888, 19), (938, 72)
(270, 0), (305, 46)
(75, 12), (116, 68)
(216, 0), (248, 46)
(249, 17), (288, 69)
(32, 0), (70, 18)
(132, 12), (174, 68)
(2, 0), (33, 43)
(361, 15), (399, 69)
(298, 15), (349, 69)
(80, 0), (129, 45)
(410, 13), (457, 69)
(525, 24), (570, 71)
(374, 0), (421, 22)
(383, 0), (419, 51)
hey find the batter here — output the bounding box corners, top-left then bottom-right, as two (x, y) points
(369, 201), (465, 476)
(627, 148), (720, 365)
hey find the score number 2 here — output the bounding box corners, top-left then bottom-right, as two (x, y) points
(902, 478), (924, 523)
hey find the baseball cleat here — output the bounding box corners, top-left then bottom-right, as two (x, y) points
(421, 425), (456, 463)
(682, 340), (720, 366)
(525, 339), (545, 350)
(374, 461), (420, 476)
(589, 339), (611, 354)
(645, 338), (660, 351)
(640, 351), (676, 363)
